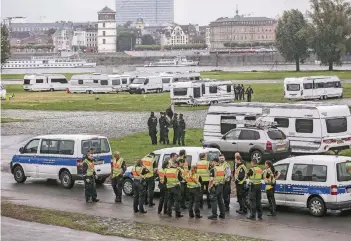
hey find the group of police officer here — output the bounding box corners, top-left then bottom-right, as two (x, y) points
(233, 84), (254, 102)
(147, 111), (186, 146)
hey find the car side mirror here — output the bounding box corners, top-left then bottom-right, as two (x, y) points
(19, 147), (24, 153)
(222, 136), (226, 140)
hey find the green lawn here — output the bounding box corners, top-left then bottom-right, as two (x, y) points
(0, 73), (92, 80)
(3, 82), (351, 112)
(202, 70), (351, 80)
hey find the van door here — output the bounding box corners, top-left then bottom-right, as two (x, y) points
(267, 163), (289, 205)
(336, 161), (351, 204)
(285, 163), (310, 207)
(18, 139), (41, 177)
(237, 130), (261, 155)
(218, 129), (240, 157)
(193, 87), (201, 98)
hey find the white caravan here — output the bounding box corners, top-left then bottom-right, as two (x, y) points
(171, 80), (234, 106)
(68, 73), (114, 94)
(128, 76), (163, 94)
(160, 72), (201, 92)
(204, 102), (351, 154)
(284, 76), (343, 100)
(108, 74), (136, 92)
(23, 74), (69, 91)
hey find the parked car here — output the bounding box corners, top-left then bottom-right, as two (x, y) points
(122, 146), (220, 196)
(262, 155), (351, 217)
(203, 126), (291, 163)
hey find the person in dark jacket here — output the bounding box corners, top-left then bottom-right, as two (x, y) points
(236, 85), (242, 100)
(147, 112), (157, 145)
(166, 105), (174, 120)
(246, 85), (254, 102)
(234, 155), (248, 214)
(177, 114), (186, 146)
(132, 159), (150, 213)
(159, 112), (169, 145)
(241, 84), (245, 101)
(233, 84), (238, 101)
(82, 153), (99, 203)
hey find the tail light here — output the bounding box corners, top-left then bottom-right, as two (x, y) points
(323, 139), (336, 144)
(331, 185), (338, 195)
(266, 141), (272, 151)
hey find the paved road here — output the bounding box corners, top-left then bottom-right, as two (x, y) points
(1, 217), (139, 241)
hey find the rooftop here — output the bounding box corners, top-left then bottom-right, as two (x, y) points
(98, 6), (116, 13)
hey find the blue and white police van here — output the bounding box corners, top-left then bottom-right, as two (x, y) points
(262, 155), (351, 216)
(10, 134), (112, 189)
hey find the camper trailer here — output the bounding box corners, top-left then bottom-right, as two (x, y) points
(170, 80), (234, 106)
(108, 74), (136, 92)
(284, 76), (342, 100)
(68, 73), (114, 94)
(204, 102), (351, 154)
(128, 75), (163, 94)
(23, 74), (69, 91)
(160, 72), (201, 92)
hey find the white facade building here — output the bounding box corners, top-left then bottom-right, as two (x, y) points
(205, 27), (211, 48)
(161, 25), (188, 46)
(53, 29), (73, 52)
(72, 31), (87, 48)
(97, 6), (117, 53)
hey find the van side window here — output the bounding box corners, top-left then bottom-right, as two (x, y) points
(162, 78), (170, 84)
(311, 165), (327, 182)
(40, 139), (59, 154)
(239, 130), (259, 140)
(226, 84), (231, 93)
(326, 118), (347, 133)
(112, 79), (120, 85)
(51, 78), (68, 84)
(122, 78), (128, 84)
(291, 164), (309, 181)
(24, 79), (30, 85)
(93, 80), (98, 84)
(274, 164), (289, 180)
(81, 138), (110, 154)
(163, 154), (171, 164)
(244, 116), (256, 121)
(337, 162), (351, 182)
(100, 80), (108, 85)
(23, 139), (40, 154)
(274, 118), (289, 128)
(209, 86), (217, 93)
(220, 116), (236, 134)
(144, 78), (149, 85)
(78, 80), (83, 85)
(296, 119), (313, 133)
(335, 81), (341, 88)
(316, 83), (324, 88)
(36, 79), (43, 83)
(303, 83), (313, 89)
(154, 154), (160, 166)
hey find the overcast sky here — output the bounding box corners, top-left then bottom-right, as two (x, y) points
(2, 0), (311, 25)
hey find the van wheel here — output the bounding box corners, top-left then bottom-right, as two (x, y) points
(251, 150), (263, 164)
(308, 197), (326, 217)
(50, 88), (54, 92)
(13, 166), (27, 183)
(123, 178), (133, 196)
(141, 89), (145, 94)
(60, 170), (75, 189)
(323, 95), (327, 100)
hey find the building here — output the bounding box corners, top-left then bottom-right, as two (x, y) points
(205, 27), (211, 48)
(210, 9), (277, 49)
(52, 29), (74, 52)
(98, 6), (117, 53)
(115, 0), (174, 25)
(11, 22), (73, 32)
(72, 31), (87, 51)
(161, 25), (188, 47)
(86, 30), (98, 52)
(10, 32), (54, 53)
(135, 17), (145, 30)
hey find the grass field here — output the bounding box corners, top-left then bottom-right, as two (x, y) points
(3, 82), (351, 112)
(0, 73), (91, 80)
(202, 70), (351, 80)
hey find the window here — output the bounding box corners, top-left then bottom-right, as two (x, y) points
(23, 139), (40, 154)
(24, 79), (31, 85)
(81, 138), (110, 154)
(316, 82), (324, 88)
(286, 84), (300, 91)
(173, 88), (187, 96)
(274, 164), (289, 180)
(221, 116), (236, 134)
(226, 84), (231, 93)
(296, 119), (313, 133)
(103, 39), (106, 44)
(162, 78), (171, 84)
(93, 80), (98, 84)
(207, 151), (220, 162)
(337, 162), (351, 182)
(335, 81), (342, 88)
(267, 129), (286, 140)
(36, 79), (44, 84)
(78, 80), (83, 85)
(326, 118), (347, 133)
(154, 154), (161, 166)
(103, 23), (105, 28)
(201, 83), (205, 94)
(209, 86), (217, 93)
(244, 116), (256, 121)
(274, 118), (289, 128)
(122, 78), (128, 84)
(100, 80), (108, 85)
(303, 83), (313, 89)
(40, 139), (60, 154)
(291, 164), (309, 181)
(311, 165), (327, 182)
(163, 154), (171, 164)
(112, 79), (120, 85)
(51, 78), (68, 84)
(103, 31), (106, 36)
(325, 82), (335, 88)
(239, 130), (260, 140)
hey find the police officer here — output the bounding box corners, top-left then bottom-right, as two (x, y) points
(177, 114), (186, 146)
(132, 159), (149, 213)
(110, 151), (126, 203)
(235, 155), (248, 214)
(233, 84), (237, 101)
(186, 165), (202, 218)
(219, 154), (231, 212)
(236, 85), (242, 100)
(246, 85), (254, 102)
(164, 160), (183, 217)
(166, 104), (174, 120)
(157, 159), (169, 214)
(147, 112), (158, 145)
(197, 152), (211, 209)
(264, 160), (277, 216)
(142, 153), (157, 207)
(241, 84), (245, 100)
(247, 158), (263, 220)
(208, 158), (225, 220)
(159, 112), (169, 145)
(178, 149), (189, 209)
(172, 113), (179, 145)
(82, 152), (99, 203)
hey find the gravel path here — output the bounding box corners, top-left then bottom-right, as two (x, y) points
(1, 110), (207, 138)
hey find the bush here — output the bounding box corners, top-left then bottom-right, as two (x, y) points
(223, 42), (275, 48)
(134, 45), (161, 50)
(164, 44), (207, 50)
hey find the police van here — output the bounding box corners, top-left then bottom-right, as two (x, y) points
(10, 134), (112, 189)
(262, 155), (351, 216)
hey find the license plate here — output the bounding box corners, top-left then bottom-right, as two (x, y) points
(94, 160), (104, 165)
(337, 140), (344, 144)
(277, 145), (286, 151)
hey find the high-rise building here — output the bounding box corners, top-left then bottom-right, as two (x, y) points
(115, 0), (174, 25)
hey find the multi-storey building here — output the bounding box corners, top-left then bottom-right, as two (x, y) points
(115, 0), (174, 25)
(72, 31), (87, 50)
(52, 29), (74, 52)
(161, 25), (188, 46)
(97, 6), (117, 53)
(10, 32), (53, 53)
(11, 22), (73, 32)
(86, 30), (98, 52)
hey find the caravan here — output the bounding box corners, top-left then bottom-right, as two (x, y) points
(68, 74), (114, 94)
(284, 76), (343, 100)
(171, 80), (234, 106)
(23, 74), (69, 91)
(108, 74), (136, 92)
(160, 72), (201, 92)
(204, 102), (351, 154)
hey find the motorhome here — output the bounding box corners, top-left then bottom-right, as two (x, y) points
(170, 80), (234, 105)
(204, 102), (351, 154)
(68, 73), (114, 94)
(128, 75), (163, 94)
(284, 76), (342, 100)
(160, 72), (201, 92)
(23, 74), (69, 91)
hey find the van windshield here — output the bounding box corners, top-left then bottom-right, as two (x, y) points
(336, 161), (351, 182)
(287, 84), (300, 91)
(24, 79), (31, 85)
(81, 138), (110, 155)
(173, 88), (188, 96)
(133, 78), (145, 84)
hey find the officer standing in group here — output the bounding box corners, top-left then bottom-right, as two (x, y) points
(164, 160), (184, 217)
(208, 158), (225, 220)
(264, 160), (277, 216)
(177, 114), (186, 146)
(172, 113), (179, 145)
(219, 154), (231, 212)
(246, 85), (254, 102)
(247, 158), (263, 220)
(159, 112), (169, 145)
(82, 152), (99, 203)
(186, 165), (202, 218)
(233, 84), (238, 101)
(178, 149), (189, 209)
(142, 153), (157, 207)
(147, 112), (158, 145)
(157, 159), (169, 214)
(132, 159), (149, 213)
(111, 151), (126, 203)
(197, 152), (211, 209)
(234, 155), (248, 214)
(236, 85), (242, 100)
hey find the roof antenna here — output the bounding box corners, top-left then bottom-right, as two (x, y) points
(236, 5), (239, 16)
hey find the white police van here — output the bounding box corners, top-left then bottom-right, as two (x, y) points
(10, 134), (112, 189)
(262, 155), (351, 216)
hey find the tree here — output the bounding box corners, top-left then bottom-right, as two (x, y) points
(117, 31), (136, 51)
(123, 21), (133, 29)
(309, 0), (351, 70)
(45, 28), (56, 37)
(141, 34), (156, 45)
(1, 24), (11, 65)
(275, 9), (309, 71)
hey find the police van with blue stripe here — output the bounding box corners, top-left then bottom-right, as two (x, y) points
(10, 134), (112, 189)
(262, 155), (351, 216)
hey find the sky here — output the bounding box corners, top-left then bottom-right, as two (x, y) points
(1, 0), (311, 25)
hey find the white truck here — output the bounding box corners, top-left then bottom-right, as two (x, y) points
(128, 76), (163, 94)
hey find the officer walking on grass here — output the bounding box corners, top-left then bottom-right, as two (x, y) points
(82, 152), (99, 203)
(132, 159), (149, 214)
(208, 158), (225, 220)
(147, 112), (158, 145)
(246, 85), (254, 102)
(110, 151), (126, 203)
(247, 158), (263, 220)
